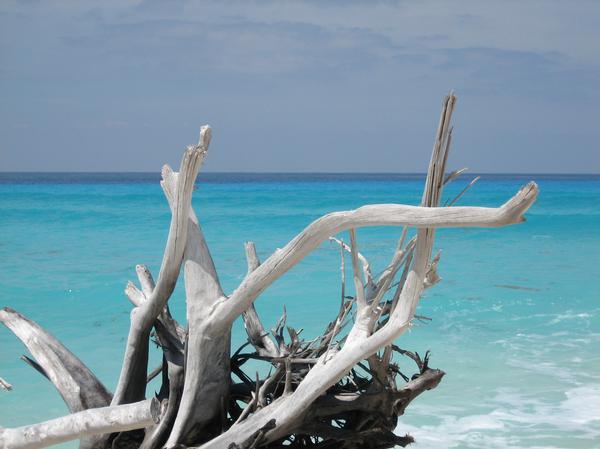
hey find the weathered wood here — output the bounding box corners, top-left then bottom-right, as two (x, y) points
(124, 265), (185, 351)
(122, 266), (186, 449)
(329, 236), (375, 291)
(215, 180), (538, 327)
(0, 376), (12, 391)
(161, 152), (231, 446)
(349, 229), (367, 311)
(241, 242), (281, 358)
(0, 309), (116, 449)
(139, 355), (184, 449)
(0, 399), (161, 449)
(308, 368), (444, 417)
(0, 308), (112, 411)
(112, 126), (211, 406)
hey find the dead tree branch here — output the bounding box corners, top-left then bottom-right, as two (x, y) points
(0, 399), (161, 449)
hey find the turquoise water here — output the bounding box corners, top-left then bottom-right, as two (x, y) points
(1, 173), (599, 448)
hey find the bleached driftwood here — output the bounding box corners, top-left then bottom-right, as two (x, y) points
(111, 126), (211, 407)
(0, 377), (12, 391)
(0, 308), (112, 411)
(0, 93), (538, 449)
(0, 399), (161, 449)
(160, 161), (233, 446)
(241, 242), (282, 358)
(213, 181), (536, 327)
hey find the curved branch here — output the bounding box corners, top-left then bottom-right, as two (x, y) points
(217, 180), (538, 325)
(0, 307), (111, 411)
(0, 399), (161, 449)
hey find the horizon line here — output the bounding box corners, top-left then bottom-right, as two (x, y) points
(1, 171), (599, 176)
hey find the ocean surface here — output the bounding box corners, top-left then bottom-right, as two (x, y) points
(1, 172), (599, 449)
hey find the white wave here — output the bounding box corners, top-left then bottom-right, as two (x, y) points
(397, 385), (600, 448)
(560, 385), (600, 426)
(548, 311), (592, 325)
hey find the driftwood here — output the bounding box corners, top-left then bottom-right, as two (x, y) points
(0, 377), (12, 391)
(0, 93), (538, 449)
(0, 399), (161, 449)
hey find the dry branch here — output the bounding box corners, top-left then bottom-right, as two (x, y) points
(160, 142), (232, 445)
(0, 307), (111, 411)
(112, 126), (211, 406)
(0, 399), (161, 449)
(0, 377), (12, 391)
(216, 181), (537, 328)
(242, 242), (281, 358)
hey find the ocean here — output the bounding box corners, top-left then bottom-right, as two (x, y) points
(0, 173), (599, 449)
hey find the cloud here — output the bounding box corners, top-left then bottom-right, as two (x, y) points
(0, 0), (598, 172)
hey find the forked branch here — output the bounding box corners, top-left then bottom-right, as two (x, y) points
(112, 126), (211, 406)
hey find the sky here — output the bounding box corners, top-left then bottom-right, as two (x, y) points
(0, 0), (599, 173)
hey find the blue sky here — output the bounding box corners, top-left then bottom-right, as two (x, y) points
(1, 1), (599, 172)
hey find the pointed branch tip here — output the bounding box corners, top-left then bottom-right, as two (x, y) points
(199, 125), (212, 148)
